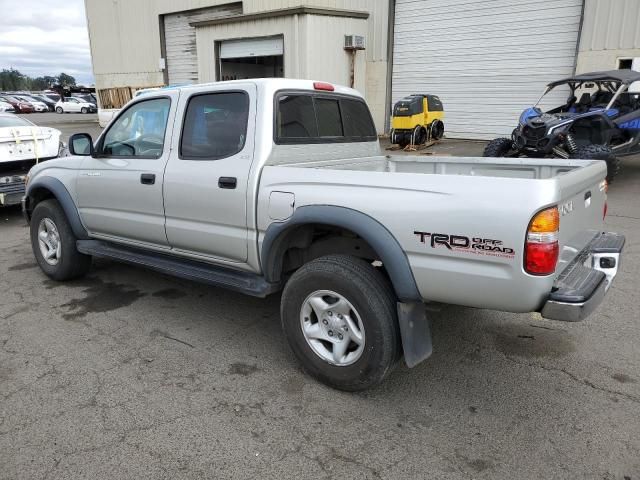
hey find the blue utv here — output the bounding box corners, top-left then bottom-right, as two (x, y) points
(484, 70), (640, 182)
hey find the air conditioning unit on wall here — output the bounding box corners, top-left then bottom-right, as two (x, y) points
(344, 35), (365, 51)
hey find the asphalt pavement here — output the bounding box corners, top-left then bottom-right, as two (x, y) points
(1, 115), (639, 479)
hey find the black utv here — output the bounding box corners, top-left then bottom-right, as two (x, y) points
(484, 70), (640, 181)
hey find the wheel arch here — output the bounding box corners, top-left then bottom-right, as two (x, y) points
(261, 205), (422, 303)
(25, 176), (89, 240)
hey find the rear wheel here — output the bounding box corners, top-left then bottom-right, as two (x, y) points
(570, 144), (620, 183)
(281, 255), (400, 391)
(483, 137), (517, 157)
(30, 199), (91, 281)
(56, 106), (63, 114)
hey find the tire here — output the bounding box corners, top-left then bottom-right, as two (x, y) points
(81, 107), (88, 114)
(281, 254), (401, 391)
(56, 107), (63, 114)
(412, 125), (426, 145)
(483, 137), (516, 157)
(430, 120), (444, 140)
(570, 144), (621, 183)
(30, 199), (91, 281)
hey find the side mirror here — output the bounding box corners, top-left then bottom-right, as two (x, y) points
(69, 133), (94, 156)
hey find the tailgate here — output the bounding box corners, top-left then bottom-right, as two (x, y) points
(555, 162), (608, 275)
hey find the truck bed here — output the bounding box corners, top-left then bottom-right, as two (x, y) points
(275, 154), (596, 180)
(259, 154), (608, 312)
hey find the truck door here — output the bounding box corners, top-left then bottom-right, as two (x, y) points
(163, 84), (256, 263)
(76, 91), (179, 247)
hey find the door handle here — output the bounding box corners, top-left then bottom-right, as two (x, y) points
(218, 177), (237, 189)
(140, 173), (155, 185)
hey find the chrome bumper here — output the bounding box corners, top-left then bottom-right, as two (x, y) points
(542, 232), (624, 322)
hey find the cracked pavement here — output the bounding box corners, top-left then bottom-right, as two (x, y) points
(1, 148), (639, 479)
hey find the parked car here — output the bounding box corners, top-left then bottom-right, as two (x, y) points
(0, 95), (34, 113)
(27, 94), (57, 112)
(484, 69), (640, 182)
(13, 95), (49, 112)
(23, 79), (625, 390)
(55, 97), (97, 114)
(0, 112), (65, 206)
(72, 93), (97, 107)
(0, 100), (15, 112)
(42, 92), (61, 103)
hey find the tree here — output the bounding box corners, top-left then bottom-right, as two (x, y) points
(0, 68), (29, 90)
(57, 73), (76, 87)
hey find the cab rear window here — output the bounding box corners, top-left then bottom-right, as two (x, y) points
(276, 92), (376, 144)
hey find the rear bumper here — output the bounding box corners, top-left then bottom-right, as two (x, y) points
(541, 232), (625, 322)
(0, 176), (26, 206)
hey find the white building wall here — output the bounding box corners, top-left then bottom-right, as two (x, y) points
(84, 0), (390, 131)
(576, 0), (640, 72)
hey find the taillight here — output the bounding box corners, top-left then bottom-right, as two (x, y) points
(525, 206), (559, 275)
(313, 82), (334, 91)
(600, 180), (608, 220)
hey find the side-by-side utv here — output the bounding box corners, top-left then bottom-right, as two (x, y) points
(484, 70), (640, 181)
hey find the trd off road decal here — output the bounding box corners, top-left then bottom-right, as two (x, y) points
(414, 231), (515, 259)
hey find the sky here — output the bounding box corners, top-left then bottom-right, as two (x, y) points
(0, 0), (94, 85)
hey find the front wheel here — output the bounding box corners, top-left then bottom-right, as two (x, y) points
(430, 120), (444, 140)
(56, 107), (63, 114)
(483, 137), (517, 157)
(281, 255), (401, 391)
(81, 107), (88, 114)
(30, 199), (92, 281)
(570, 144), (620, 183)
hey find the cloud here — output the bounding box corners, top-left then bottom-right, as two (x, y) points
(0, 0), (94, 85)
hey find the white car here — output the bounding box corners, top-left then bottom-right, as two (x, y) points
(14, 95), (48, 112)
(0, 113), (65, 206)
(0, 100), (15, 112)
(55, 97), (96, 114)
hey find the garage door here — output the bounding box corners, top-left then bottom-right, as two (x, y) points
(392, 0), (583, 139)
(219, 37), (284, 59)
(163, 3), (242, 84)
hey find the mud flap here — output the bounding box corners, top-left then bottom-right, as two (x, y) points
(397, 302), (433, 367)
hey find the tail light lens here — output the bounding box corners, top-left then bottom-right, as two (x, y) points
(525, 206), (559, 275)
(313, 82), (334, 91)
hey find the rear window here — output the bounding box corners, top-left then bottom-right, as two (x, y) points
(277, 95), (317, 139)
(0, 116), (33, 128)
(276, 92), (376, 144)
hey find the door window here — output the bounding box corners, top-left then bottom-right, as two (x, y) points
(100, 98), (171, 158)
(180, 92), (250, 160)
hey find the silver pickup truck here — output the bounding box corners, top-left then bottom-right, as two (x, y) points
(23, 79), (625, 390)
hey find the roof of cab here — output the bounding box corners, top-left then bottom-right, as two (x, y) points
(149, 78), (363, 98)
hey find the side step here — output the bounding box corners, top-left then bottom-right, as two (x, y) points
(76, 240), (280, 298)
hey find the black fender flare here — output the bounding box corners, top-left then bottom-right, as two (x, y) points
(25, 176), (89, 240)
(261, 205), (432, 367)
(261, 205), (421, 301)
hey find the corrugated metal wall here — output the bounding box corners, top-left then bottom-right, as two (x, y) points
(580, 0), (640, 51)
(163, 3), (242, 84)
(392, 0), (583, 140)
(576, 0), (640, 74)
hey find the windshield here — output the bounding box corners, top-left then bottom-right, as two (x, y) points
(0, 116), (34, 127)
